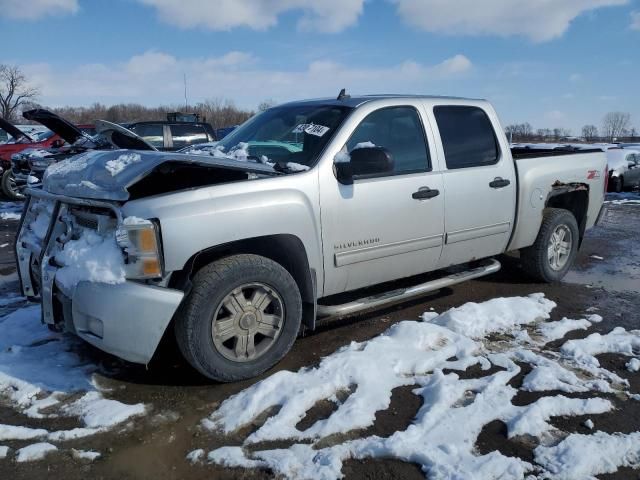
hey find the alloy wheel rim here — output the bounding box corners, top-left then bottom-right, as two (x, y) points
(211, 282), (285, 362)
(547, 225), (572, 271)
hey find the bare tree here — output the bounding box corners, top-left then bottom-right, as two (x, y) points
(0, 64), (39, 121)
(602, 112), (631, 142)
(504, 122), (533, 142)
(581, 125), (598, 141)
(257, 99), (276, 112)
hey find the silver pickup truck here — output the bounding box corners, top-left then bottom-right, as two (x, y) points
(15, 95), (608, 381)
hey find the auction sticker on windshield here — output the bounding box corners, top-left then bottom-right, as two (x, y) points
(293, 123), (330, 137)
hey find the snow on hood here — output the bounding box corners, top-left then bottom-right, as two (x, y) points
(42, 149), (278, 201)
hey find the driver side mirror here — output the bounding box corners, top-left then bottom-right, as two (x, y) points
(52, 139), (64, 148)
(334, 147), (394, 185)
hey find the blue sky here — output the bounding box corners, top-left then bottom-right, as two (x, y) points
(1, 0), (639, 133)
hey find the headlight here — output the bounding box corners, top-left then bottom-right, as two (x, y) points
(115, 219), (163, 279)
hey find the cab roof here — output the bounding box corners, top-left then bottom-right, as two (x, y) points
(279, 94), (485, 109)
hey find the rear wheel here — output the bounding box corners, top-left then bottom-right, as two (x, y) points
(1, 170), (24, 201)
(521, 208), (579, 283)
(174, 254), (302, 382)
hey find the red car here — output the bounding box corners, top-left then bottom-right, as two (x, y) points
(0, 117), (65, 199)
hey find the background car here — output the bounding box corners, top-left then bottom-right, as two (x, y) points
(127, 118), (216, 150)
(607, 148), (640, 192)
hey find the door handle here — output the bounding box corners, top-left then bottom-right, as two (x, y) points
(412, 187), (440, 200)
(489, 177), (511, 189)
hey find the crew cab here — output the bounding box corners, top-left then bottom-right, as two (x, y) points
(15, 95), (607, 382)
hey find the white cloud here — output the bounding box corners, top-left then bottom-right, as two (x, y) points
(545, 110), (567, 123)
(137, 0), (365, 33)
(21, 51), (472, 108)
(0, 0), (78, 20)
(631, 10), (640, 30)
(391, 0), (629, 42)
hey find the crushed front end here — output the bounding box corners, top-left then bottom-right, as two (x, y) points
(15, 189), (184, 364)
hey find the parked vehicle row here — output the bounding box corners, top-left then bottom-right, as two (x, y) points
(0, 110), (228, 199)
(15, 94), (608, 382)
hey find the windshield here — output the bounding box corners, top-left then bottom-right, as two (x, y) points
(215, 104), (353, 170)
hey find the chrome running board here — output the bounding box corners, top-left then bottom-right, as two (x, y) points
(316, 258), (501, 319)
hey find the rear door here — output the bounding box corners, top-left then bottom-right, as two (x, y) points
(429, 104), (516, 268)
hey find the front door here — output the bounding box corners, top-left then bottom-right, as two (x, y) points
(319, 103), (445, 296)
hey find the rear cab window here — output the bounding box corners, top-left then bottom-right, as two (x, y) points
(129, 124), (164, 149)
(433, 105), (500, 169)
(169, 124), (209, 148)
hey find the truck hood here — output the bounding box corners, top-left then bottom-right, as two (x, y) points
(0, 117), (32, 143)
(95, 120), (158, 151)
(22, 108), (87, 144)
(42, 149), (279, 201)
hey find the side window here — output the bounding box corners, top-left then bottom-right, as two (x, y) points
(346, 106), (430, 174)
(433, 106), (500, 169)
(130, 124), (164, 148)
(170, 124), (208, 148)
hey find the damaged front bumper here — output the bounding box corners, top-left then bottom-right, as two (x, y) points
(15, 189), (184, 364)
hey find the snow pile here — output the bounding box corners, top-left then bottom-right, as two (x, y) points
(628, 358), (640, 372)
(0, 304), (146, 458)
(54, 228), (126, 291)
(15, 442), (57, 463)
(197, 295), (640, 479)
(0, 211), (20, 221)
(536, 317), (592, 343)
(44, 151), (91, 179)
(284, 162), (310, 172)
(0, 446), (8, 459)
(428, 293), (555, 339)
(561, 327), (640, 379)
(105, 152), (141, 176)
(535, 432), (640, 479)
(71, 448), (101, 461)
(334, 141), (377, 163)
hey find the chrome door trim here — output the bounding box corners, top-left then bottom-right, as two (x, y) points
(334, 234), (443, 267)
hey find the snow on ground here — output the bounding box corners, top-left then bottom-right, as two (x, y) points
(0, 202), (23, 220)
(605, 191), (640, 205)
(15, 442), (57, 463)
(0, 302), (145, 463)
(196, 294), (640, 480)
(534, 432), (640, 479)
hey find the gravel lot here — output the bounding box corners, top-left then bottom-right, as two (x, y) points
(0, 196), (638, 479)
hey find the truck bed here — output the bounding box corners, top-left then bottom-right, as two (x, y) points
(511, 147), (603, 160)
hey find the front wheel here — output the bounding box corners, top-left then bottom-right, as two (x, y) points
(174, 254), (302, 382)
(520, 208), (579, 283)
(1, 170), (24, 201)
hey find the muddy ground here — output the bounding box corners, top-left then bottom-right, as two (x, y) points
(0, 199), (638, 480)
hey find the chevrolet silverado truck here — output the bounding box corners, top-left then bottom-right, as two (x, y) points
(15, 95), (608, 382)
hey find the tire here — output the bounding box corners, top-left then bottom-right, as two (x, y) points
(610, 176), (623, 193)
(174, 254), (302, 382)
(1, 170), (24, 201)
(520, 208), (579, 283)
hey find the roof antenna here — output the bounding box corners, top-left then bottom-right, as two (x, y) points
(337, 88), (350, 101)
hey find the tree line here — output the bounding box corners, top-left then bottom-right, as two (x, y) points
(505, 112), (637, 143)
